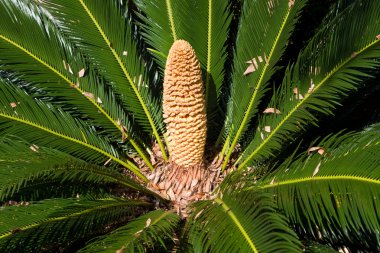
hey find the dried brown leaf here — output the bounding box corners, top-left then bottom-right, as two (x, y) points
(264, 126), (271, 133)
(263, 108), (281, 114)
(264, 52), (268, 64)
(78, 68), (85, 78)
(10, 102), (17, 108)
(116, 247), (125, 253)
(293, 87), (304, 100)
(104, 157), (112, 166)
(30, 144), (39, 152)
(252, 58), (259, 69)
(308, 146), (325, 155)
(82, 92), (95, 100)
(317, 149), (325, 155)
(68, 64), (73, 74)
(145, 218), (151, 228)
(288, 0), (295, 8)
(62, 60), (67, 70)
(313, 161), (321, 177)
(121, 129), (126, 142)
(243, 64), (255, 76)
(376, 34), (380, 40)
(307, 80), (315, 93)
(194, 209), (204, 220)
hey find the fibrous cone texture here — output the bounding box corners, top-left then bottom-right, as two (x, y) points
(163, 40), (207, 167)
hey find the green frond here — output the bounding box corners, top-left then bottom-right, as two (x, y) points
(135, 0), (232, 140)
(0, 78), (146, 180)
(186, 191), (301, 253)
(78, 210), (180, 253)
(37, 0), (167, 160)
(304, 241), (339, 253)
(0, 164), (149, 203)
(181, 0), (232, 137)
(252, 127), (380, 250)
(0, 0), (152, 168)
(0, 198), (151, 253)
(221, 0), (306, 170)
(134, 0), (181, 70)
(238, 0), (380, 168)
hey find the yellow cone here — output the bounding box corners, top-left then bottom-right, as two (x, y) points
(163, 40), (207, 167)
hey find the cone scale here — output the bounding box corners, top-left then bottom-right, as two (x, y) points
(163, 40), (207, 167)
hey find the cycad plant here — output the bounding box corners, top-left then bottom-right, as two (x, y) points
(0, 0), (379, 252)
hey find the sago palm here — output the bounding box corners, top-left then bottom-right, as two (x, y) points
(0, 0), (379, 252)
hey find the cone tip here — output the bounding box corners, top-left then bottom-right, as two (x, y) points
(171, 40), (192, 51)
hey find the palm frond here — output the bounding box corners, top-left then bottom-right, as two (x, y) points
(0, 78), (147, 180)
(0, 143), (153, 202)
(238, 0), (380, 168)
(221, 0), (306, 170)
(36, 0), (167, 160)
(78, 210), (180, 253)
(0, 198), (150, 253)
(185, 190), (301, 253)
(136, 0), (231, 131)
(0, 0), (154, 169)
(304, 241), (339, 253)
(134, 0), (183, 70)
(251, 126), (380, 250)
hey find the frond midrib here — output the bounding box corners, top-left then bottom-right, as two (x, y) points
(0, 33), (152, 170)
(238, 39), (380, 169)
(0, 112), (146, 181)
(215, 198), (258, 253)
(258, 175), (380, 189)
(78, 0), (168, 161)
(222, 8), (293, 170)
(5, 165), (141, 191)
(0, 200), (149, 239)
(205, 0), (212, 104)
(165, 0), (177, 40)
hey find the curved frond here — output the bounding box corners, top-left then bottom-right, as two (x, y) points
(134, 0), (182, 70)
(186, 191), (301, 253)
(0, 0), (153, 168)
(0, 149), (151, 202)
(37, 0), (167, 160)
(78, 210), (180, 253)
(185, 0), (232, 138)
(239, 0), (380, 168)
(253, 127), (380, 250)
(0, 78), (146, 180)
(135, 0), (232, 140)
(304, 241), (339, 253)
(0, 0), (145, 150)
(0, 198), (150, 253)
(221, 0), (306, 170)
